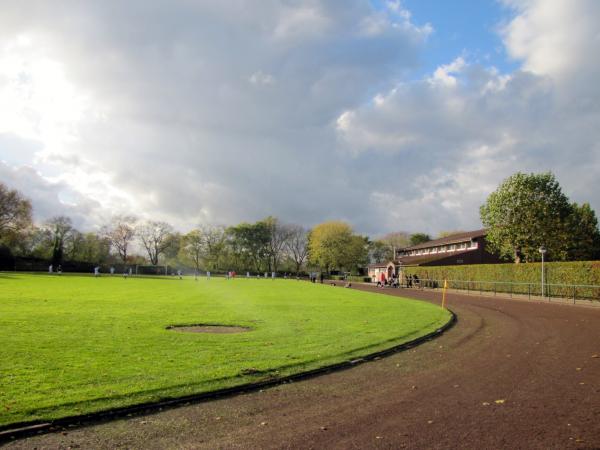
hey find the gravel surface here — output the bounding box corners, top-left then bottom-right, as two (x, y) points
(5, 285), (600, 449)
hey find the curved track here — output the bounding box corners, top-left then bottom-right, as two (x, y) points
(5, 286), (600, 449)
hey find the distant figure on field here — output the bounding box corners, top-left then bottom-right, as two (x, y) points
(319, 273), (324, 284)
(177, 269), (182, 280)
(247, 271), (250, 278)
(57, 265), (62, 275)
(110, 266), (115, 276)
(129, 267), (133, 277)
(207, 271), (211, 280)
(94, 266), (100, 277)
(49, 264), (53, 274)
(271, 272), (275, 279)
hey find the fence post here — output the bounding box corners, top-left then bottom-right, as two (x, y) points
(510, 283), (512, 298)
(528, 283), (531, 301)
(573, 285), (576, 305)
(494, 282), (496, 296)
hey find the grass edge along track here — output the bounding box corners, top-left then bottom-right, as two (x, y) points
(0, 274), (451, 427)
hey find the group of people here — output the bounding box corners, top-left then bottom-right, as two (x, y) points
(377, 273), (399, 288)
(92, 266), (133, 277)
(48, 264), (62, 275)
(376, 272), (420, 289)
(309, 272), (324, 283)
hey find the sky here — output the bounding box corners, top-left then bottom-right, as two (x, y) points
(0, 0), (599, 237)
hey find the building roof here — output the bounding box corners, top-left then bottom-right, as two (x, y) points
(402, 229), (487, 251)
(396, 248), (477, 266)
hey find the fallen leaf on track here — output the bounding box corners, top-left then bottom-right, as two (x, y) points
(482, 402), (490, 406)
(495, 399), (505, 404)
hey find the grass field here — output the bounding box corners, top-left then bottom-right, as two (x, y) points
(0, 273), (450, 427)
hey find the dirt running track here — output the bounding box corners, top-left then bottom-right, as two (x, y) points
(5, 286), (600, 449)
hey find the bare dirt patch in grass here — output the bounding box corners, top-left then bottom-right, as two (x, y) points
(166, 324), (251, 334)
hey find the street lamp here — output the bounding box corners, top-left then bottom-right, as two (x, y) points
(539, 246), (547, 299)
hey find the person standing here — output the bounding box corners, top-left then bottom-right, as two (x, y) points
(49, 264), (53, 274)
(94, 266), (100, 277)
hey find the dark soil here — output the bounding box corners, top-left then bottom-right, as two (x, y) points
(167, 325), (250, 334)
(5, 285), (600, 449)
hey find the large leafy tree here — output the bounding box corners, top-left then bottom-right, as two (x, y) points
(227, 221), (271, 272)
(409, 233), (431, 246)
(308, 221), (368, 273)
(65, 231), (111, 263)
(46, 216), (74, 265)
(180, 229), (205, 272)
(369, 240), (390, 264)
(567, 202), (600, 260)
(480, 172), (573, 262)
(0, 183), (32, 244)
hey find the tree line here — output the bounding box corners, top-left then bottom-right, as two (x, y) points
(0, 183), (381, 273)
(1, 171), (599, 272)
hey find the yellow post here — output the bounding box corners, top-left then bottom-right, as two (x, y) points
(442, 279), (448, 309)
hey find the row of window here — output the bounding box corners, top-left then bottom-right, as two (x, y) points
(398, 241), (477, 257)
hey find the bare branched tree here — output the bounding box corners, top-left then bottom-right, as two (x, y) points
(102, 216), (137, 263)
(136, 220), (174, 265)
(285, 224), (309, 275)
(264, 217), (294, 273)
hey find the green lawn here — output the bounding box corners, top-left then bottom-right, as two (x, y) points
(0, 273), (450, 427)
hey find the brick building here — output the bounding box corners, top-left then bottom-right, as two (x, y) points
(368, 229), (501, 283)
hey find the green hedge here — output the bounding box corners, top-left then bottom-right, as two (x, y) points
(406, 261), (600, 300)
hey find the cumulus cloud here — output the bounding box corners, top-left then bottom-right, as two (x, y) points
(336, 0), (600, 233)
(0, 0), (598, 236)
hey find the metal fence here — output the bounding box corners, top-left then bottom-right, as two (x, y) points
(403, 278), (600, 303)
